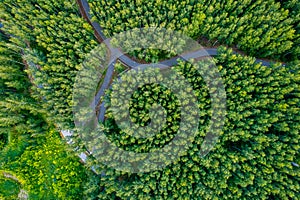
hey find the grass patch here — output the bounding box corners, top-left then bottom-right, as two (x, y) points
(0, 175), (20, 199)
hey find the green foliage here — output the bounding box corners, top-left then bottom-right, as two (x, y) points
(0, 0), (98, 129)
(0, 32), (45, 173)
(0, 29), (47, 141)
(88, 0), (297, 59)
(0, 132), (8, 150)
(0, 6), (97, 198)
(88, 47), (299, 199)
(0, 0), (299, 199)
(89, 0), (205, 37)
(104, 69), (183, 153)
(198, 0), (295, 58)
(12, 129), (89, 200)
(130, 48), (175, 63)
(0, 175), (21, 199)
(0, 134), (30, 166)
(279, 0), (300, 61)
(89, 0), (205, 61)
(114, 62), (128, 75)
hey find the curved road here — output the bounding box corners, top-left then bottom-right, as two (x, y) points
(0, 1), (283, 175)
(77, 0), (275, 123)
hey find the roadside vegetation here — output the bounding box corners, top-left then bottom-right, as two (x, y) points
(0, 0), (299, 199)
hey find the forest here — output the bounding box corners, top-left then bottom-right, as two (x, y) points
(0, 0), (299, 199)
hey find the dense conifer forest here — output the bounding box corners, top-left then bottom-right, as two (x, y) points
(0, 0), (299, 199)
